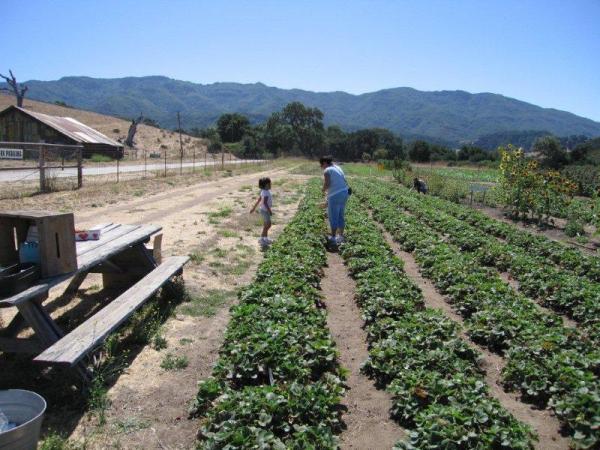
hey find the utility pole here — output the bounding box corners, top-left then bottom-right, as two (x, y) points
(177, 111), (184, 175)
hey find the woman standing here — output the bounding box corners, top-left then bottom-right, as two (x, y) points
(320, 155), (349, 244)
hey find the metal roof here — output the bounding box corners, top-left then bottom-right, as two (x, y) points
(9, 106), (123, 147)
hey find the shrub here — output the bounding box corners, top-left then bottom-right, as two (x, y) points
(373, 148), (389, 161)
(90, 154), (112, 163)
(565, 218), (585, 237)
(561, 165), (600, 197)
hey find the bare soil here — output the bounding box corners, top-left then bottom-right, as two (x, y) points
(377, 225), (570, 450)
(0, 167), (308, 449)
(322, 252), (404, 450)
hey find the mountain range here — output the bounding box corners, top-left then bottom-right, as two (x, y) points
(7, 76), (600, 146)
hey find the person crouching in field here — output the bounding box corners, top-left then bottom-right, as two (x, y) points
(413, 177), (428, 194)
(250, 177), (273, 246)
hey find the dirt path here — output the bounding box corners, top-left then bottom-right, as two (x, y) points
(376, 225), (569, 449)
(1, 168), (308, 449)
(322, 252), (404, 450)
(74, 166), (295, 226)
(67, 172), (307, 449)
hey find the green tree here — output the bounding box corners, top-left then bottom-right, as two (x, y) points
(325, 125), (348, 160)
(430, 144), (455, 161)
(207, 134), (223, 154)
(372, 128), (403, 159)
(280, 102), (325, 156)
(373, 148), (389, 160)
(263, 114), (296, 155)
(217, 113), (250, 143)
(347, 129), (380, 161)
(241, 133), (258, 157)
(533, 136), (567, 169)
(457, 145), (491, 162)
(408, 140), (431, 162)
(193, 127), (220, 140)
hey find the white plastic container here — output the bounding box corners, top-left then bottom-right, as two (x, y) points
(0, 390), (46, 450)
(74, 229), (102, 241)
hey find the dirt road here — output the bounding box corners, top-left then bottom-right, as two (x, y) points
(0, 166), (311, 449)
(0, 159), (264, 182)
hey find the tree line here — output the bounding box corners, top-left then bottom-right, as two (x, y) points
(187, 101), (439, 163)
(181, 101), (599, 170)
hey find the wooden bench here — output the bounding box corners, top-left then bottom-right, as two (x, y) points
(34, 256), (189, 367)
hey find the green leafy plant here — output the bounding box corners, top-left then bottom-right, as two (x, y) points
(192, 181), (344, 448)
(160, 353), (189, 370)
(355, 179), (600, 447)
(339, 198), (535, 449)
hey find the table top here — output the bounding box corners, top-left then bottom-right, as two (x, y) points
(0, 223), (161, 307)
(0, 210), (74, 220)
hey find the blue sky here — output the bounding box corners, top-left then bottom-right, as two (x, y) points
(1, 0), (599, 121)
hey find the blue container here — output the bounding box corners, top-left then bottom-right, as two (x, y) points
(18, 242), (40, 265)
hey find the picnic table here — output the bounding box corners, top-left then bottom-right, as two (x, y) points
(0, 223), (189, 377)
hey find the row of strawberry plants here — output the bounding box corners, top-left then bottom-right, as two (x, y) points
(190, 181), (345, 449)
(365, 178), (600, 341)
(420, 184), (600, 282)
(339, 197), (535, 449)
(354, 181), (600, 448)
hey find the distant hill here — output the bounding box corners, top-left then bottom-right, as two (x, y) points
(8, 76), (600, 145)
(475, 130), (593, 151)
(474, 130), (554, 151)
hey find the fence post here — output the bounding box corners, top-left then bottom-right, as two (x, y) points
(164, 150), (167, 177)
(116, 157), (120, 183)
(39, 145), (46, 192)
(77, 146), (83, 189)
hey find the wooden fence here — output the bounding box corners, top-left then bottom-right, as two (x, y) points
(0, 141), (83, 192)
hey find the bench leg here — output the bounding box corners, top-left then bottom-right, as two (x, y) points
(18, 297), (92, 381)
(64, 271), (89, 296)
(0, 312), (26, 337)
(16, 296), (64, 348)
(151, 233), (163, 264)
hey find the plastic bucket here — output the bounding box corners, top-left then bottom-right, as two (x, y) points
(0, 390), (46, 450)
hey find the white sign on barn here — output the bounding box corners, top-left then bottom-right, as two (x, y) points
(0, 148), (23, 159)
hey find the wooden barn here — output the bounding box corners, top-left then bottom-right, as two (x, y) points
(0, 105), (124, 159)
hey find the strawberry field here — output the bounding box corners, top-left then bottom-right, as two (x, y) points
(191, 176), (599, 449)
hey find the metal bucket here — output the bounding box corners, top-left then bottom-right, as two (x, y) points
(0, 390), (46, 450)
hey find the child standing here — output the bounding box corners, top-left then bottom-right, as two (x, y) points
(250, 177), (273, 246)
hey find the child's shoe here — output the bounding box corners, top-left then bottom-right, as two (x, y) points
(335, 235), (345, 244)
